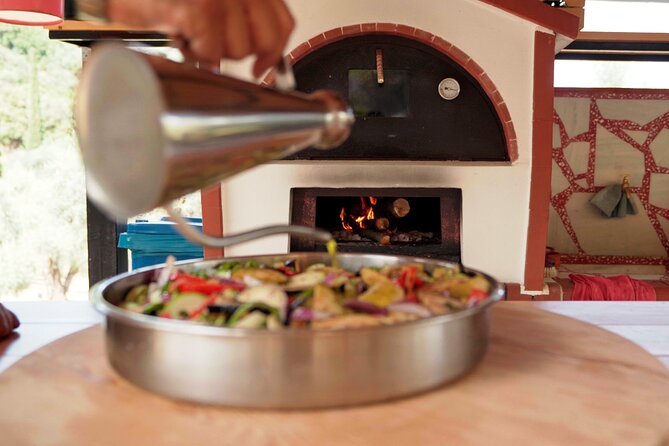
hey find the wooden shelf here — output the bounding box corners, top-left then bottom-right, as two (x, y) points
(46, 19), (154, 32)
(577, 31), (669, 43)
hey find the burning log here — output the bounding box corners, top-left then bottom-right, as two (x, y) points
(360, 228), (391, 245)
(375, 217), (390, 231)
(390, 198), (410, 218)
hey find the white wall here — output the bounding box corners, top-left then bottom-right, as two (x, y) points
(219, 0), (544, 284)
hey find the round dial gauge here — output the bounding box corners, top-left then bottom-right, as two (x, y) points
(438, 78), (460, 100)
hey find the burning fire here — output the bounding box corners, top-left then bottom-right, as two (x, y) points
(340, 196), (377, 231)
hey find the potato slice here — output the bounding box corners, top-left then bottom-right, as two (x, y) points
(379, 311), (421, 325)
(358, 281), (404, 307)
(312, 314), (382, 330)
(312, 285), (344, 315)
(359, 267), (391, 286)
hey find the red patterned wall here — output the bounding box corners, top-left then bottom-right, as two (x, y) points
(551, 88), (669, 269)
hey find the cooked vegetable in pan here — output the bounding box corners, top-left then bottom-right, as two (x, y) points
(120, 256), (491, 330)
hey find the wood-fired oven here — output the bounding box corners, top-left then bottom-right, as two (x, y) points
(217, 0), (578, 292)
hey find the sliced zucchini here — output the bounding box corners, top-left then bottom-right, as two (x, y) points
(124, 285), (148, 304)
(142, 302), (165, 315)
(161, 293), (207, 319)
(232, 311), (267, 329)
(237, 284), (287, 318)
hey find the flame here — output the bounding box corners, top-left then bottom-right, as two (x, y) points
(340, 197), (378, 232)
(340, 207), (353, 231)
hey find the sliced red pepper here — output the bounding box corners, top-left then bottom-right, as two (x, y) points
(188, 294), (219, 320)
(398, 266), (418, 291)
(469, 289), (488, 301)
(169, 272), (245, 295)
(274, 266), (297, 276)
(176, 281), (228, 294)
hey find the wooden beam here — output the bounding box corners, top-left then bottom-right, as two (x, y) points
(200, 185), (224, 259)
(577, 31), (669, 43)
(524, 30), (556, 291)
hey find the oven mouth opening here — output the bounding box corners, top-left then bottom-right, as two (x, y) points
(290, 188), (462, 261)
(317, 196), (442, 246)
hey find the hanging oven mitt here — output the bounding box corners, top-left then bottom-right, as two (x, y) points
(0, 303), (20, 340)
(613, 193), (638, 218)
(590, 184), (623, 217)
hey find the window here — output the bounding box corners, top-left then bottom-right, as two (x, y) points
(555, 60), (669, 88)
(556, 1), (669, 88)
(0, 24), (86, 301)
(584, 1), (669, 33)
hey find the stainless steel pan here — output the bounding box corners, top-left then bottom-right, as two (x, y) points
(91, 252), (504, 409)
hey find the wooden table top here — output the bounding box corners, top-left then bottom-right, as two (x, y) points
(3, 300), (667, 372)
(0, 302), (668, 445)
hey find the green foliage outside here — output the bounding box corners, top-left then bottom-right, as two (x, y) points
(0, 24), (86, 300)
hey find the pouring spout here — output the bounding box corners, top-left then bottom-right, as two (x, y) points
(166, 206), (332, 249)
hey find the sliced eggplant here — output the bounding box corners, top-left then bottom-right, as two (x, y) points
(237, 285), (288, 318)
(232, 268), (287, 284)
(207, 304), (241, 316)
(284, 271), (326, 292)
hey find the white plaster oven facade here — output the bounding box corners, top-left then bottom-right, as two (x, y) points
(218, 0), (568, 285)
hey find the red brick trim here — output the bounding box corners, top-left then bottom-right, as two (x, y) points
(272, 23), (518, 162)
(505, 283), (532, 301)
(561, 255), (669, 269)
(524, 31), (556, 291)
(200, 186), (224, 259)
(556, 88), (669, 99)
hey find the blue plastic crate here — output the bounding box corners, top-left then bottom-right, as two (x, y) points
(118, 217), (204, 270)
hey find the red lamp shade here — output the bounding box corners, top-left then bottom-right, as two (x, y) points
(0, 0), (63, 26)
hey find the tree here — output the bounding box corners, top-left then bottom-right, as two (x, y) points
(25, 48), (42, 149)
(0, 24), (85, 300)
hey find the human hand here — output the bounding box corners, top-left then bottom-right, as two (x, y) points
(107, 0), (295, 77)
(0, 303), (19, 340)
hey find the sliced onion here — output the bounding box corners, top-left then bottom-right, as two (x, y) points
(242, 275), (263, 287)
(344, 300), (388, 315)
(323, 272), (337, 286)
(387, 303), (432, 318)
(356, 282), (366, 293)
(291, 307), (331, 321)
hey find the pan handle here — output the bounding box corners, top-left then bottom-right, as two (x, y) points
(165, 205), (332, 249)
